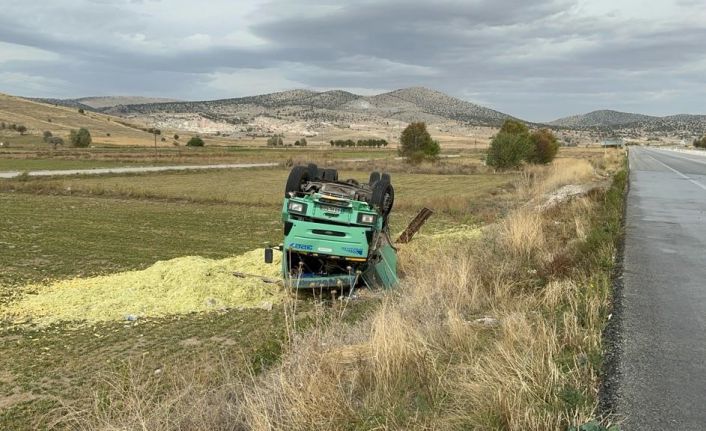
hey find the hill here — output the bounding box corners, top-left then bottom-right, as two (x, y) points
(549, 109), (706, 134)
(76, 96), (182, 109)
(549, 110), (658, 128)
(89, 87), (514, 138)
(0, 93), (168, 146)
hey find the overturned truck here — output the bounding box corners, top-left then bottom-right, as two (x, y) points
(265, 164), (399, 290)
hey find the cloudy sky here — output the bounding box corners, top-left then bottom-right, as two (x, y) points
(1, 0), (705, 121)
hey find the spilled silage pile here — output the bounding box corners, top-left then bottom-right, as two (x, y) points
(2, 249), (283, 327)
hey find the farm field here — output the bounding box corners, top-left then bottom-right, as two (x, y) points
(0, 157), (515, 429)
(0, 146), (407, 172)
(0, 145), (627, 430)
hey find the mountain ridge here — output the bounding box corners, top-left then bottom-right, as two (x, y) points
(35, 87), (515, 127)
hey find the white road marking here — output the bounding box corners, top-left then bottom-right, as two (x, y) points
(643, 150), (706, 191)
(651, 148), (706, 166)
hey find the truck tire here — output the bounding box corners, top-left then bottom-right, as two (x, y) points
(368, 171), (381, 185)
(285, 166), (310, 196)
(371, 181), (394, 219)
(307, 163), (320, 180)
(381, 172), (391, 183)
(322, 168), (338, 181)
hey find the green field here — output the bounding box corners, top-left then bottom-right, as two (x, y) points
(0, 162), (517, 428)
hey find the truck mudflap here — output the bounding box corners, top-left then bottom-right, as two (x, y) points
(362, 241), (399, 289)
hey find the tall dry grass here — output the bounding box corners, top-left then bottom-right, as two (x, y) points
(66, 156), (622, 431)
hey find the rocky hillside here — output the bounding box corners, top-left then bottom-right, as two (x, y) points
(550, 110), (657, 128)
(92, 87), (513, 127)
(550, 109), (706, 134)
(76, 96), (182, 109)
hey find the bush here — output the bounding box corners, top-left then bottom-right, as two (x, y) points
(486, 132), (532, 169)
(694, 136), (706, 148)
(399, 122), (440, 163)
(174, 134), (179, 140)
(528, 128), (559, 164)
(69, 128), (92, 147)
(186, 136), (205, 147)
(47, 136), (64, 149)
(43, 131), (53, 142)
(78, 108), (85, 114)
(499, 119), (528, 135)
(267, 135), (283, 146)
(16, 125), (27, 135)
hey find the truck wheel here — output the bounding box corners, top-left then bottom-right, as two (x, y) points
(285, 166), (310, 196)
(307, 163), (320, 180)
(322, 168), (338, 181)
(371, 181), (394, 218)
(381, 173), (391, 183)
(369, 171), (381, 185)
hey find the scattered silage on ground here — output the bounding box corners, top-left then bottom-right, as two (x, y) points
(1, 249), (283, 326)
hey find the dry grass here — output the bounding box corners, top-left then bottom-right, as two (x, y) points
(62, 154), (624, 430)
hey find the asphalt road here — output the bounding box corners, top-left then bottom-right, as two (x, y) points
(617, 147), (706, 429)
(0, 162), (279, 179)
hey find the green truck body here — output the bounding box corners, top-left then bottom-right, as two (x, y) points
(275, 165), (398, 290)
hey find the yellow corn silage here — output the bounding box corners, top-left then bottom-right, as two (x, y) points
(2, 249), (283, 327)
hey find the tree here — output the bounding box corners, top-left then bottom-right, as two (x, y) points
(398, 122), (440, 163)
(527, 128), (559, 164)
(69, 128), (92, 147)
(694, 135), (706, 148)
(486, 132), (532, 169)
(267, 135), (283, 146)
(43, 131), (53, 142)
(47, 136), (64, 149)
(499, 119), (528, 136)
(186, 136), (205, 147)
(16, 125), (27, 135)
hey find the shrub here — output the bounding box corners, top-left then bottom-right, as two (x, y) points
(69, 128), (92, 147)
(16, 125), (27, 135)
(399, 122), (440, 163)
(43, 131), (53, 142)
(47, 136), (64, 149)
(186, 136), (205, 147)
(173, 134), (179, 140)
(528, 128), (560, 164)
(78, 108), (85, 114)
(499, 119), (528, 135)
(486, 132), (532, 169)
(267, 135), (283, 146)
(694, 136), (706, 148)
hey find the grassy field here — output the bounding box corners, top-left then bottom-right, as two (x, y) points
(0, 146), (407, 171)
(0, 147), (626, 429)
(0, 157), (520, 429)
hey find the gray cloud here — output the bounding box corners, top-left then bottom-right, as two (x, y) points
(0, 0), (704, 121)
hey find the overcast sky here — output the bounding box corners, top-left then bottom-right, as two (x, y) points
(1, 0), (705, 121)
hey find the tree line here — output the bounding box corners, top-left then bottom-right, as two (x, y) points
(267, 136), (308, 146)
(330, 139), (388, 148)
(0, 122), (28, 135)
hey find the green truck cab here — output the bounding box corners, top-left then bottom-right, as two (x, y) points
(269, 164), (398, 290)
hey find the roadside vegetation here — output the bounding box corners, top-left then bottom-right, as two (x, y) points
(487, 120), (560, 169)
